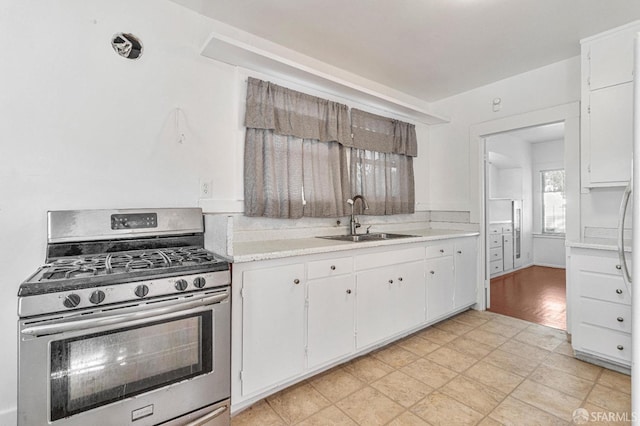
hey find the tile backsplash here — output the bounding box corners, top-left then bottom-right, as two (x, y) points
(204, 210), (477, 257)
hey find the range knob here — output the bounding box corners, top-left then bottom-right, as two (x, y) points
(134, 284), (149, 298)
(89, 290), (106, 304)
(63, 293), (81, 309)
(193, 277), (206, 289)
(175, 279), (188, 291)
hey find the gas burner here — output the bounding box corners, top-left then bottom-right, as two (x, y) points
(36, 247), (222, 283)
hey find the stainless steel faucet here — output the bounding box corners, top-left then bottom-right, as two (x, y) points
(347, 195), (369, 235)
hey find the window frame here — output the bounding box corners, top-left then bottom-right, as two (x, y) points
(541, 168), (566, 235)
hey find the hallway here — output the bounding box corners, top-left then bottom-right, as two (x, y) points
(488, 266), (566, 330)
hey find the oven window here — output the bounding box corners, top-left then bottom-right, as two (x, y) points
(50, 312), (212, 421)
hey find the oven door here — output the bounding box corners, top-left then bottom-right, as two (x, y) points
(18, 289), (230, 426)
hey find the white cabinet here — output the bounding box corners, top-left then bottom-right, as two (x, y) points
(502, 233), (514, 271)
(232, 234), (479, 412)
(426, 242), (455, 321)
(240, 264), (305, 396)
(308, 273), (355, 368)
(489, 223), (513, 276)
(569, 247), (631, 370)
(395, 261), (427, 332)
(581, 22), (640, 188)
(587, 27), (635, 91)
(355, 247), (426, 349)
(356, 264), (399, 348)
(586, 83), (633, 185)
(454, 237), (478, 309)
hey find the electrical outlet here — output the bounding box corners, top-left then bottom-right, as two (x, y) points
(199, 180), (213, 199)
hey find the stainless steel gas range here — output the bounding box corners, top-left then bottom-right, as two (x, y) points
(17, 208), (231, 426)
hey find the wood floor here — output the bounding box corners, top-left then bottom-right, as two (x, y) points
(488, 266), (566, 330)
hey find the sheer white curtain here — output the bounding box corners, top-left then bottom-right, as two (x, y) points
(348, 109), (417, 215)
(244, 78), (350, 218)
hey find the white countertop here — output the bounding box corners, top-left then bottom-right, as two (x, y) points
(229, 228), (479, 263)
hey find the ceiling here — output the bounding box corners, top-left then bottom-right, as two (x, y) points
(172, 0), (640, 102)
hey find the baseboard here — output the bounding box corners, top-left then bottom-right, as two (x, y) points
(533, 262), (566, 269)
(0, 407), (16, 426)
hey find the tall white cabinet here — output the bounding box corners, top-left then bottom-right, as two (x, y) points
(231, 235), (478, 413)
(581, 21), (639, 188)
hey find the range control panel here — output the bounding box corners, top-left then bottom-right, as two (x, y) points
(111, 213), (158, 230)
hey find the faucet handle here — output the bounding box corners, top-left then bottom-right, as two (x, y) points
(366, 225), (372, 234)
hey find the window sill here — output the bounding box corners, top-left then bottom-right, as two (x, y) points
(533, 233), (565, 239)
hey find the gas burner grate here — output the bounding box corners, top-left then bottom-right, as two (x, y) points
(37, 247), (221, 282)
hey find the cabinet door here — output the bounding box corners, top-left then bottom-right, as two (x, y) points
(307, 275), (355, 368)
(241, 264), (305, 396)
(393, 260), (426, 332)
(454, 238), (478, 309)
(587, 82), (633, 185)
(356, 266), (395, 348)
(426, 256), (455, 321)
(588, 29), (634, 90)
(502, 234), (514, 271)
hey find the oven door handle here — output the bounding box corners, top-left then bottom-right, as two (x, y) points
(184, 405), (228, 426)
(21, 292), (228, 337)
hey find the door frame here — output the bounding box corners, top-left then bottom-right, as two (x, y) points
(469, 102), (580, 313)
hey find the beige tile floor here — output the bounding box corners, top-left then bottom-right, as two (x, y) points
(231, 310), (631, 425)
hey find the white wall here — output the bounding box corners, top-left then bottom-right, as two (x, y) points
(428, 57), (581, 216)
(0, 2), (240, 421)
(533, 235), (566, 268)
(0, 2), (435, 421)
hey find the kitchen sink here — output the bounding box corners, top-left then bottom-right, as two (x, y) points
(317, 232), (419, 242)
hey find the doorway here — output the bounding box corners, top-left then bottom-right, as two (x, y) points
(484, 123), (567, 329)
(468, 102), (579, 333)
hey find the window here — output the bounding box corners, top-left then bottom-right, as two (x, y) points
(243, 79), (417, 218)
(541, 169), (565, 234)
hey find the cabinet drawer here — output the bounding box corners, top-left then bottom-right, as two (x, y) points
(502, 226), (513, 234)
(488, 225), (502, 235)
(574, 255), (630, 304)
(502, 235), (512, 245)
(489, 247), (502, 261)
(580, 298), (631, 333)
(577, 323), (631, 364)
(425, 242), (453, 259)
(355, 246), (424, 270)
(489, 235), (501, 248)
(578, 272), (630, 305)
(490, 260), (503, 274)
(308, 257), (353, 279)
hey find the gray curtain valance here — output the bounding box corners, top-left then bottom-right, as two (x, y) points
(348, 109), (418, 157)
(244, 77), (351, 145)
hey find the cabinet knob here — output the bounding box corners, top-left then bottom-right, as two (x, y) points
(439, 249), (444, 253)
(617, 317), (624, 322)
(617, 345), (624, 351)
(616, 264), (622, 270)
(293, 279), (300, 285)
(330, 265), (336, 270)
(430, 271), (435, 275)
(457, 250), (462, 254)
(389, 279), (394, 284)
(398, 277), (403, 282)
(616, 289), (623, 294)
(346, 289), (352, 294)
